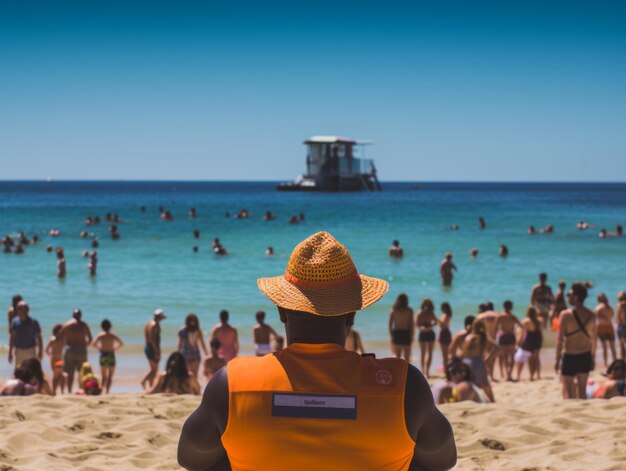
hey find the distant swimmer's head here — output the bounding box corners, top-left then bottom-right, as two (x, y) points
(219, 310), (229, 323)
(256, 310), (266, 323)
(470, 248), (479, 257)
(392, 240), (400, 247)
(539, 273), (547, 283)
(46, 244), (53, 252)
(73, 308), (82, 320)
(617, 224), (623, 235)
(445, 252), (453, 260)
(257, 231), (388, 317)
(55, 247), (64, 258)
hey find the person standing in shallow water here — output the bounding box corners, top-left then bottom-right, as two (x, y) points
(439, 252), (457, 287)
(56, 247), (66, 278)
(389, 293), (414, 362)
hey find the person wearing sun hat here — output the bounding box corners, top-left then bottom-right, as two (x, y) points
(178, 232), (456, 471)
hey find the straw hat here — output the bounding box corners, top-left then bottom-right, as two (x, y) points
(258, 232), (388, 316)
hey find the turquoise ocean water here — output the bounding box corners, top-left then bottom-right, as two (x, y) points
(1, 181), (625, 389)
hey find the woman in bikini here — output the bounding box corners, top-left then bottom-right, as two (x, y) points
(416, 298), (438, 378)
(594, 293), (616, 368)
(438, 302), (453, 370)
(388, 294), (414, 362)
(514, 307), (543, 381)
(178, 313), (208, 377)
(149, 352), (200, 395)
(555, 283), (597, 399)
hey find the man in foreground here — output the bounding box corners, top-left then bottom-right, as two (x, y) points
(179, 231), (456, 471)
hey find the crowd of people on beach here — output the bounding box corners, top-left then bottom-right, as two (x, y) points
(3, 275), (625, 402)
(2, 211), (625, 405)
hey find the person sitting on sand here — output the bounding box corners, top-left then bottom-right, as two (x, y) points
(252, 311), (279, 356)
(178, 231), (457, 471)
(416, 298), (438, 378)
(92, 319), (124, 394)
(458, 320), (496, 402)
(203, 338), (226, 383)
(388, 239), (404, 258)
(495, 301), (522, 381)
(45, 324), (67, 394)
(211, 310), (239, 362)
(178, 314), (208, 377)
(587, 359), (626, 399)
(389, 293), (414, 362)
(555, 283), (597, 399)
(1, 358), (53, 396)
(150, 352), (200, 395)
(594, 293), (617, 368)
(616, 291), (626, 360)
(77, 362), (102, 395)
(432, 357), (489, 404)
(514, 307), (543, 381)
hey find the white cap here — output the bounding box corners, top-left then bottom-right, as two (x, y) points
(153, 308), (166, 318)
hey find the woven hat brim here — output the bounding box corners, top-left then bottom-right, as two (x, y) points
(257, 274), (389, 316)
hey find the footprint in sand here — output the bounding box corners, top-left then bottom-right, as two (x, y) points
(96, 432), (122, 440)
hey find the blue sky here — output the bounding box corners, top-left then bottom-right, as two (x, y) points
(1, 1), (625, 181)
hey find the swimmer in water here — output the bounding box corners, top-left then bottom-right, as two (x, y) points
(388, 240), (404, 258)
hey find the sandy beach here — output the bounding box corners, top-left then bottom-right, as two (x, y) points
(1, 369), (624, 471)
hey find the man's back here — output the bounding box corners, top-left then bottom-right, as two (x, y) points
(222, 344), (415, 471)
(63, 320), (90, 348)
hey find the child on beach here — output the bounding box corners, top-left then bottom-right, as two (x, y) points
(203, 338), (226, 382)
(45, 324), (67, 394)
(92, 319), (124, 394)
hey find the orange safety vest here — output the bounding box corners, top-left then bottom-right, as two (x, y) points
(221, 343), (415, 471)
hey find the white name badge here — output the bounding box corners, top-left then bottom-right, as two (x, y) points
(272, 393), (357, 420)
